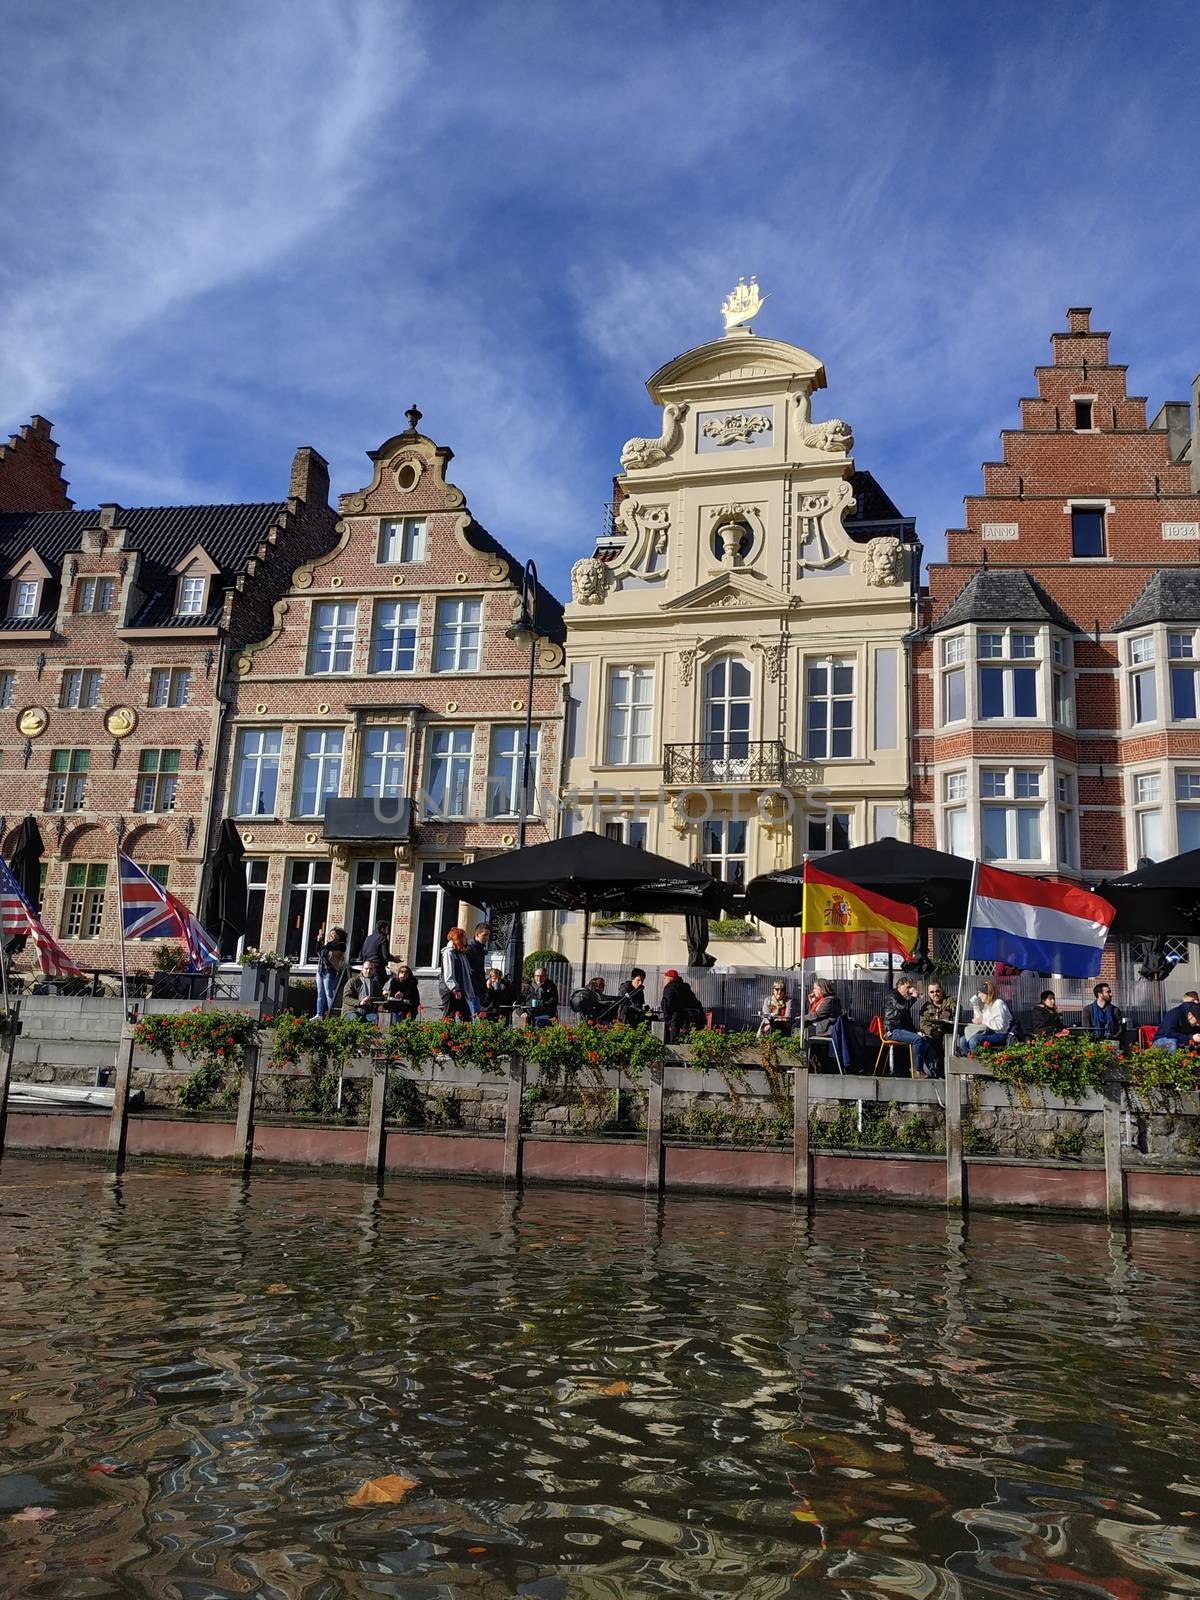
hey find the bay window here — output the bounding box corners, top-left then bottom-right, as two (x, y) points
(1177, 771), (1200, 853)
(978, 632), (1038, 719)
(980, 767), (1042, 862)
(1169, 631), (1200, 720)
(1134, 772), (1163, 862)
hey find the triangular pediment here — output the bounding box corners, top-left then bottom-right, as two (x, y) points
(661, 571), (788, 614)
(5, 547), (53, 583)
(172, 543), (220, 577)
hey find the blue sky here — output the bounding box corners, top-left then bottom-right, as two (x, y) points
(2, 0), (1198, 598)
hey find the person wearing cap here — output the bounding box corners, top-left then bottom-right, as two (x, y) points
(661, 969), (705, 1042)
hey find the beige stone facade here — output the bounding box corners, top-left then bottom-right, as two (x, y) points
(559, 317), (917, 970)
(220, 413), (565, 976)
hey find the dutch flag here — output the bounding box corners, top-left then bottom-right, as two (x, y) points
(967, 864), (1116, 979)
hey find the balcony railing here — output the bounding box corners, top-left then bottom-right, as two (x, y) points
(663, 740), (813, 787)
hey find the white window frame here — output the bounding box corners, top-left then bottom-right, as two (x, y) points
(423, 727), (473, 818)
(413, 859), (456, 972)
(134, 748), (180, 813)
(0, 671), (14, 709)
(1167, 631), (1200, 721)
(149, 667), (191, 708)
(233, 727), (282, 817)
(804, 656), (855, 760)
(700, 818), (749, 887)
(378, 517), (427, 564)
(433, 598), (482, 673)
(282, 857), (331, 968)
(308, 601), (357, 674)
(46, 749), (89, 813)
(62, 863), (107, 940)
(13, 579), (40, 618)
(361, 726), (409, 800)
(806, 808), (852, 854)
(76, 577), (115, 614)
(604, 665), (654, 765)
(1176, 769), (1200, 855)
(60, 668), (101, 709)
(294, 727), (344, 817)
(486, 724), (540, 818)
(1130, 770), (1163, 865)
(176, 574), (207, 615)
(372, 599), (420, 673)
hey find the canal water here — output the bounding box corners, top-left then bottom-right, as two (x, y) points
(1, 1162), (1199, 1599)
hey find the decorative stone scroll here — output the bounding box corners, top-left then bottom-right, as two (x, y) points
(620, 402), (688, 471)
(701, 412), (772, 447)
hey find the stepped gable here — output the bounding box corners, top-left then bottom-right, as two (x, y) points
(0, 416), (72, 511)
(931, 567), (1078, 632)
(1113, 569), (1200, 632)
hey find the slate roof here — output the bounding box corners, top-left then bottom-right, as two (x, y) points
(844, 471), (917, 544)
(932, 568), (1077, 632)
(460, 518), (566, 643)
(1114, 569), (1200, 631)
(0, 501), (290, 629)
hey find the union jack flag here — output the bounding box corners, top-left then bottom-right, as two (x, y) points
(117, 853), (220, 969)
(0, 856), (87, 977)
(164, 885), (221, 971)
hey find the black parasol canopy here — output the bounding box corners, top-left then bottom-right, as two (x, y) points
(745, 837), (975, 929)
(200, 819), (248, 961)
(1097, 848), (1200, 937)
(5, 816), (44, 954)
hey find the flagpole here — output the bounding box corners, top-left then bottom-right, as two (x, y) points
(115, 827), (129, 1015)
(796, 862), (808, 1064)
(949, 856), (981, 1062)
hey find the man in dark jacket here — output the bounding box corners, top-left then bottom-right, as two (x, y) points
(358, 920), (394, 970)
(661, 970), (705, 1043)
(521, 967), (559, 1028)
(617, 968), (650, 1025)
(1154, 989), (1200, 1051)
(1087, 983), (1127, 1047)
(1023, 990), (1071, 1039)
(883, 979), (933, 1074)
(465, 923), (491, 1016)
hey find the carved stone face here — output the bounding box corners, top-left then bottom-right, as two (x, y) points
(570, 557), (611, 605)
(864, 536), (904, 587)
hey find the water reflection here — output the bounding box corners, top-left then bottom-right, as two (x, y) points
(1, 1160), (1198, 1597)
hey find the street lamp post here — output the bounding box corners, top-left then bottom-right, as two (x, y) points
(504, 559), (539, 984)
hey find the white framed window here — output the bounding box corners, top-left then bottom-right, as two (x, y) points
(942, 665), (966, 724)
(604, 665), (654, 764)
(945, 805), (968, 858)
(1133, 772), (1162, 863)
(233, 728), (281, 816)
(62, 863), (106, 940)
(239, 859), (268, 959)
(60, 668), (101, 709)
(805, 658), (854, 758)
(944, 771), (968, 802)
(361, 726), (408, 800)
(76, 577), (115, 614)
(47, 749), (89, 812)
(413, 859), (456, 971)
(701, 818), (748, 887)
(350, 858), (397, 960)
(1129, 634), (1154, 665)
(941, 634), (966, 665)
(13, 579), (40, 617)
(702, 657), (752, 764)
(486, 724), (540, 817)
(807, 809), (851, 853)
(149, 667), (191, 708)
(1135, 772), (1161, 804)
(1130, 666), (1158, 725)
(980, 765), (1044, 862)
(308, 601), (357, 674)
(978, 633), (1038, 719)
(872, 804), (899, 842)
(1177, 771), (1200, 854)
(295, 728), (343, 817)
(423, 727), (473, 817)
(433, 598), (481, 672)
(282, 858), (331, 967)
(378, 517), (426, 564)
(372, 600), (419, 673)
(1168, 632), (1200, 720)
(0, 671), (14, 708)
(134, 749), (180, 813)
(603, 819), (647, 849)
(1052, 666), (1072, 725)
(176, 574), (207, 615)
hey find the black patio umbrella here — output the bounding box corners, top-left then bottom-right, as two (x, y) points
(684, 859), (717, 968)
(435, 831), (734, 980)
(200, 819), (248, 961)
(5, 815), (44, 954)
(745, 837), (975, 931)
(1096, 849), (1200, 938)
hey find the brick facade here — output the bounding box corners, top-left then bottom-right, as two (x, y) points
(0, 440), (338, 975)
(912, 308), (1200, 900)
(0, 417), (72, 513)
(221, 412), (566, 976)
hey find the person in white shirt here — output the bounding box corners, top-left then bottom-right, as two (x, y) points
(964, 979), (1012, 1053)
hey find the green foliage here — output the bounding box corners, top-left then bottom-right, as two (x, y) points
(522, 948), (563, 980)
(132, 1012), (178, 1069)
(708, 917), (757, 940)
(522, 1021), (602, 1090)
(685, 1028), (758, 1101)
(1125, 1046), (1200, 1106)
(426, 1091), (463, 1128)
(595, 1022), (665, 1080)
(151, 944), (185, 973)
(962, 1122), (998, 1156)
(263, 1013), (379, 1122)
(1050, 1128), (1087, 1160)
(979, 1036), (1115, 1104)
(239, 948), (293, 972)
(281, 979), (317, 1017)
(381, 1016), (437, 1068)
(134, 1007), (262, 1111)
(384, 1073), (425, 1126)
(808, 1102), (942, 1154)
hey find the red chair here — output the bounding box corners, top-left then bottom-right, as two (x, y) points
(1138, 1023), (1157, 1050)
(869, 1013), (914, 1077)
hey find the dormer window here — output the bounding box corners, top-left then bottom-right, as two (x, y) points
(177, 574), (207, 615)
(77, 577), (115, 614)
(13, 579), (40, 618)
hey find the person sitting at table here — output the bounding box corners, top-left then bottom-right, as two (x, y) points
(574, 975), (620, 1024)
(479, 966), (515, 1022)
(1153, 989), (1200, 1051)
(382, 961), (420, 1021)
(884, 977), (934, 1074)
(758, 979), (795, 1038)
(616, 968), (650, 1025)
(661, 970), (706, 1042)
(1088, 982), (1127, 1046)
(963, 979), (1012, 1054)
(918, 981), (956, 1076)
(343, 958), (383, 1023)
(521, 966), (559, 1028)
(1023, 989), (1071, 1039)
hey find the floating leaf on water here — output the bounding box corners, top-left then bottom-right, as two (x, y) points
(468, 1545), (487, 1554)
(346, 1473), (418, 1507)
(11, 1506), (56, 1522)
(600, 1381), (630, 1396)
(264, 1283), (294, 1295)
(88, 1462), (117, 1474)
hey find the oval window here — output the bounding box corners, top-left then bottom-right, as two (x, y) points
(396, 461), (421, 492)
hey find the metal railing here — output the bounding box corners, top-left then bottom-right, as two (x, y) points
(663, 740), (813, 786)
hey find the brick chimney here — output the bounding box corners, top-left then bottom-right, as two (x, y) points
(289, 446), (330, 507)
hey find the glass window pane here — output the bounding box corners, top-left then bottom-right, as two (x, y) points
(1071, 507), (1106, 557)
(1016, 808), (1040, 859)
(1137, 809), (1163, 861)
(1012, 669), (1037, 717)
(1133, 670), (1157, 724)
(946, 807), (968, 857)
(979, 668), (1004, 719)
(1171, 668), (1197, 720)
(1179, 809), (1200, 853)
(944, 668), (965, 722)
(981, 808), (1007, 862)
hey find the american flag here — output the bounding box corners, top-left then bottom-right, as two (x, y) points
(117, 853), (220, 969)
(0, 856), (87, 977)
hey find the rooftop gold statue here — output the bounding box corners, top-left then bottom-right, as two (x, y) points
(720, 276), (765, 332)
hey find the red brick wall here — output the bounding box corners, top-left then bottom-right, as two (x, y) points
(0, 417), (72, 512)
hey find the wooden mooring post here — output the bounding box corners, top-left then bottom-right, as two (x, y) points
(365, 1055), (390, 1180)
(791, 1064), (810, 1202)
(644, 1062), (664, 1192)
(1102, 1073), (1126, 1222)
(503, 1052), (524, 1184)
(0, 1001), (22, 1163)
(107, 1022), (138, 1170)
(945, 1059), (965, 1209)
(231, 1044), (260, 1173)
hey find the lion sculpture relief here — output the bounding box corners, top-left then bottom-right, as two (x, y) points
(863, 535), (905, 587)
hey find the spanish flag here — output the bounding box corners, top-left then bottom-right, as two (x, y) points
(801, 863), (918, 959)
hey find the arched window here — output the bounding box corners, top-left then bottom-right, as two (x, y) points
(702, 656), (752, 777)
